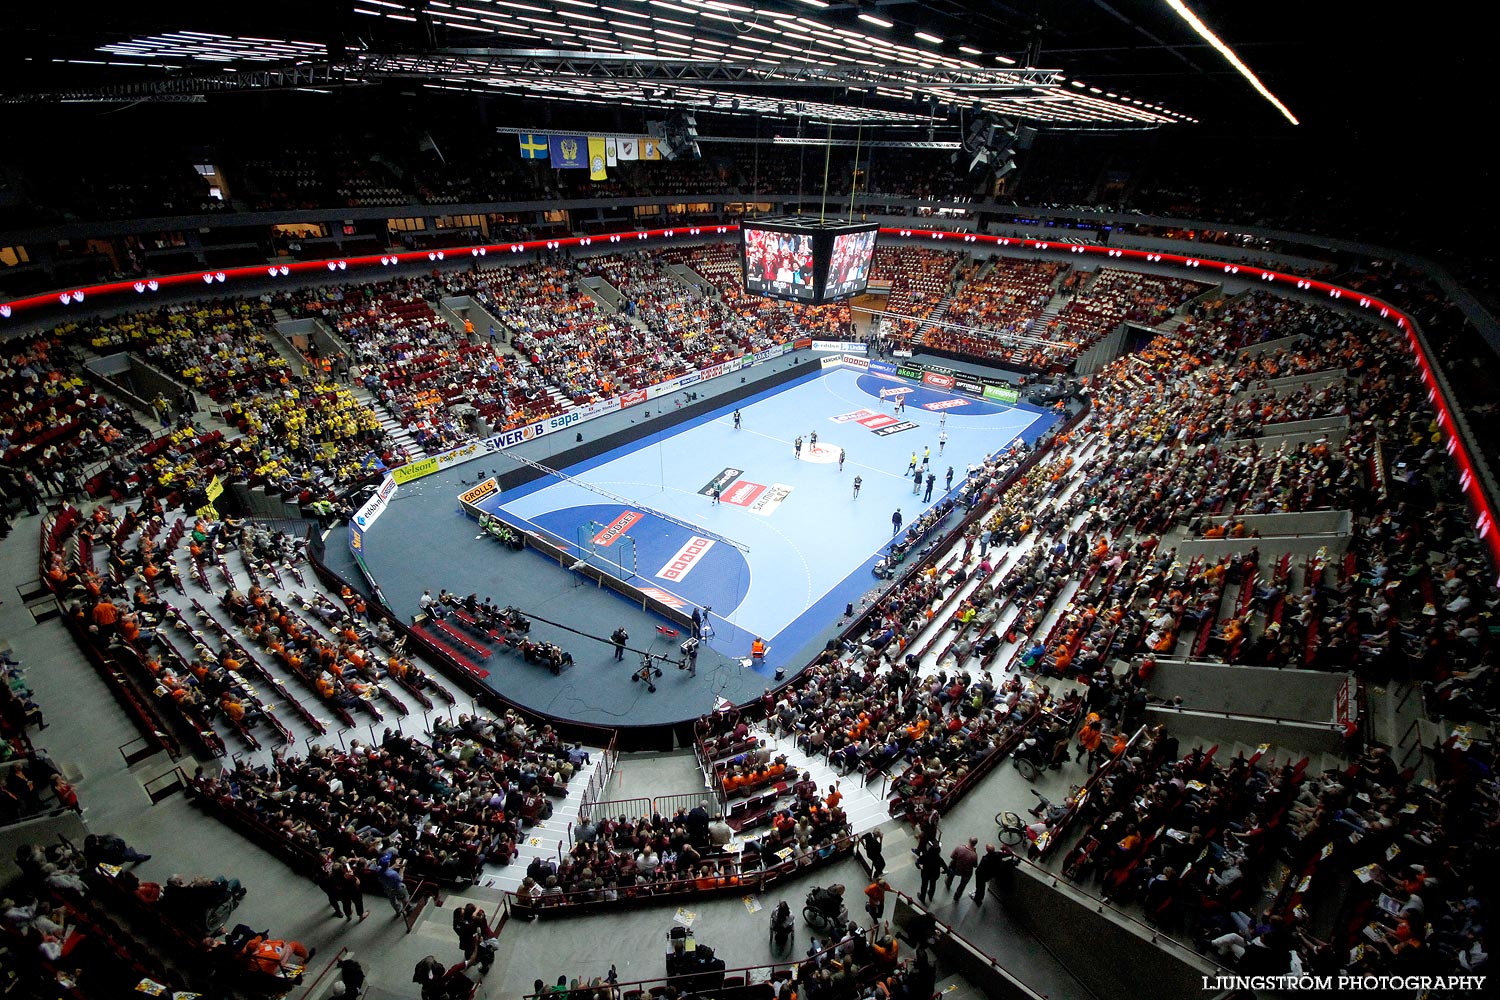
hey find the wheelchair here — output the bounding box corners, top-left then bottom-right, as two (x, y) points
(802, 887), (848, 937)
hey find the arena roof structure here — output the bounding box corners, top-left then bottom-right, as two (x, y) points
(1, 1), (1460, 136)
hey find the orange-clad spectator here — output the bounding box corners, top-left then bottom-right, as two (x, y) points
(92, 599), (119, 628)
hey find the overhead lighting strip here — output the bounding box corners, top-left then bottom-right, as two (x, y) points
(1162, 0), (1297, 124)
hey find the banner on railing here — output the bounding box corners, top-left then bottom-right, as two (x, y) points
(457, 478), (500, 517)
(353, 477), (397, 531)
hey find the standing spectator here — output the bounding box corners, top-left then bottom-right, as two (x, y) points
(336, 860), (367, 921)
(865, 879), (891, 923)
(686, 799), (712, 844)
(916, 841), (945, 904)
(413, 956), (445, 1000)
(376, 861), (412, 917)
(891, 509), (903, 535)
(51, 776), (80, 813)
(945, 837), (979, 902)
(316, 855), (343, 917)
(971, 844), (1014, 906)
(860, 829), (886, 879)
(923, 472), (935, 503)
(452, 903), (482, 960)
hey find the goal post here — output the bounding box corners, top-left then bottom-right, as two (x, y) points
(576, 520), (638, 582)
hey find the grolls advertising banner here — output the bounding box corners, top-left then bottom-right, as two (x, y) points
(456, 477), (500, 517)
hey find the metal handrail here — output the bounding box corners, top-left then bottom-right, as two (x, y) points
(1002, 857), (1235, 979)
(506, 834), (858, 913)
(883, 888), (1051, 1000)
(1143, 703), (1346, 730)
(515, 920), (865, 1000)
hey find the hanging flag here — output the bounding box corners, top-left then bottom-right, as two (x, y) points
(587, 136), (609, 181)
(639, 137), (662, 161)
(549, 133), (587, 169)
(617, 137), (640, 161)
(604, 136), (619, 167)
(518, 133), (550, 161)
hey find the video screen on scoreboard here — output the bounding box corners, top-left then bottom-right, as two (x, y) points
(742, 225), (816, 302)
(824, 226), (878, 300)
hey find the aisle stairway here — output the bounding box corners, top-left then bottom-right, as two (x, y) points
(744, 723), (894, 835)
(351, 385), (427, 461)
(1021, 298), (1065, 340)
(915, 295), (954, 341)
(482, 754), (605, 893)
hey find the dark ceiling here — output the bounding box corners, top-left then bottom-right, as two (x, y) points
(1, 1), (1474, 136)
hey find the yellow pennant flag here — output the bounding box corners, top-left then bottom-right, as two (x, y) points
(587, 136), (609, 180)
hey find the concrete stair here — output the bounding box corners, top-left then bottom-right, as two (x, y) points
(915, 295), (954, 343)
(481, 754), (606, 893)
(352, 385), (427, 461)
(747, 724), (893, 835)
(1021, 298), (1065, 340)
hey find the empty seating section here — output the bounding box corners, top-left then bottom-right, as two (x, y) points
(7, 148), (220, 222)
(926, 257), (1065, 366)
(574, 253), (737, 372)
(664, 244), (856, 345)
(235, 145), (406, 211)
(868, 246), (963, 341)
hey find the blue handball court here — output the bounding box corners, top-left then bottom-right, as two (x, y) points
(478, 365), (1057, 666)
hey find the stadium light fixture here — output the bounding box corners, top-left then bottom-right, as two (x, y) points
(914, 32), (943, 45)
(958, 45), (982, 55)
(858, 14), (894, 29)
(1162, 0), (1298, 124)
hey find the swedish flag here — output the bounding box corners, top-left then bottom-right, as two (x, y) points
(518, 133), (550, 160)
